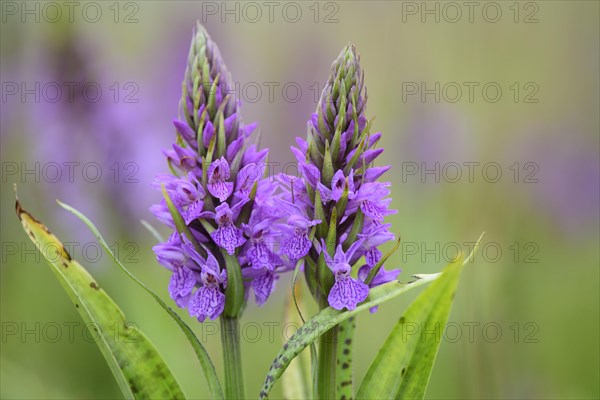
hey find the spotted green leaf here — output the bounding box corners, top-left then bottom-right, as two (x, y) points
(15, 195), (185, 400)
(258, 273), (442, 399)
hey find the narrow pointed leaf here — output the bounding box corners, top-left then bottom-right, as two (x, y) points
(356, 237), (483, 400)
(58, 201), (224, 400)
(258, 273), (442, 399)
(15, 197), (185, 400)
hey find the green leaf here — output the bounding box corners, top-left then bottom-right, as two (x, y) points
(15, 196), (185, 400)
(258, 273), (442, 399)
(58, 201), (224, 400)
(356, 237), (483, 400)
(336, 317), (356, 399)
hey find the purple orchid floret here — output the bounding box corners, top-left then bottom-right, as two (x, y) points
(282, 214), (321, 261)
(359, 223), (395, 267)
(188, 251), (228, 322)
(153, 234), (199, 308)
(169, 265), (197, 308)
(243, 267), (279, 306)
(207, 157), (234, 202)
(211, 203), (247, 255)
(322, 241), (369, 311)
(317, 169), (356, 203)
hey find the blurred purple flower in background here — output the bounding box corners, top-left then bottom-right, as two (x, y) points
(511, 123), (600, 237)
(16, 26), (167, 233)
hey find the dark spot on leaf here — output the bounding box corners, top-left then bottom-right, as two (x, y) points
(283, 343), (288, 350)
(401, 367), (406, 376)
(90, 282), (99, 290)
(341, 380), (352, 387)
(75, 304), (79, 308)
(341, 396), (347, 400)
(345, 338), (351, 345)
(61, 262), (69, 268)
(343, 348), (350, 355)
(342, 362), (349, 369)
(399, 317), (405, 324)
(128, 379), (140, 394)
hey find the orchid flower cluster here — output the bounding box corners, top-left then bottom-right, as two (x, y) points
(151, 27), (399, 323)
(16, 21), (476, 400)
(150, 24), (287, 322)
(277, 45), (401, 312)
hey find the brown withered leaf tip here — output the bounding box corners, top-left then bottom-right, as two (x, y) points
(14, 184), (72, 262)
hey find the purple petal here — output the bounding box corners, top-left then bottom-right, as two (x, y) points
(283, 231), (312, 261)
(169, 266), (197, 307)
(189, 286), (225, 322)
(173, 119), (197, 148)
(366, 247), (382, 267)
(299, 162), (321, 188)
(328, 277), (369, 310)
(317, 182), (332, 203)
(184, 200), (204, 225)
(211, 225), (246, 255)
(202, 121), (215, 149)
(252, 270), (277, 306)
(248, 241), (276, 270)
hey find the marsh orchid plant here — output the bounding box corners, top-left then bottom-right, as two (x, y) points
(16, 22), (480, 400)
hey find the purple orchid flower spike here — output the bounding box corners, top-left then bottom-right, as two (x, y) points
(321, 240), (369, 310)
(150, 24), (288, 324)
(274, 45), (398, 313)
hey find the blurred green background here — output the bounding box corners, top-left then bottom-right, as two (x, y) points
(1, 1), (598, 398)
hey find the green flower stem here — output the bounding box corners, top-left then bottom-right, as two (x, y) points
(220, 316), (245, 399)
(317, 299), (338, 399)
